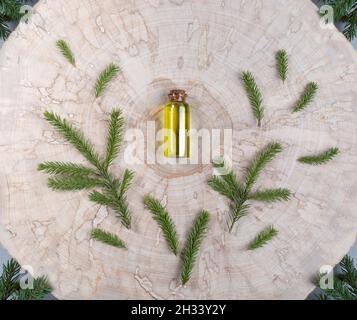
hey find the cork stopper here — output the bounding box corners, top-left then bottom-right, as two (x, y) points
(168, 89), (187, 102)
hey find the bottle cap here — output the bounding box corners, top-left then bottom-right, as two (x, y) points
(168, 89), (187, 102)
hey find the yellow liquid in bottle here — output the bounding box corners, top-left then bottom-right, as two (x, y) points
(164, 100), (190, 158)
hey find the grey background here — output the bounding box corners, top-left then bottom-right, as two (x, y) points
(0, 0), (356, 299)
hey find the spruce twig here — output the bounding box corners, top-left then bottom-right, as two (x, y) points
(0, 258), (52, 300)
(314, 255), (357, 300)
(0, 0), (25, 40)
(249, 188), (291, 202)
(95, 63), (120, 98)
(144, 195), (179, 256)
(323, 0), (357, 41)
(38, 162), (98, 177)
(244, 142), (283, 194)
(248, 226), (278, 250)
(14, 277), (52, 300)
(276, 49), (288, 82)
(104, 109), (124, 169)
(91, 228), (126, 249)
(298, 147), (339, 165)
(241, 71), (264, 127)
(181, 211), (210, 285)
(293, 82), (318, 113)
(39, 109), (133, 229)
(56, 39), (76, 66)
(208, 142), (290, 233)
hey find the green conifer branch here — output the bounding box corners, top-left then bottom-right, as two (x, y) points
(0, 0), (25, 40)
(38, 162), (98, 177)
(241, 71), (264, 127)
(95, 63), (120, 98)
(104, 109), (124, 169)
(245, 142), (283, 194)
(39, 109), (134, 229)
(91, 228), (126, 249)
(144, 195), (179, 256)
(208, 143), (290, 233)
(248, 226), (278, 250)
(228, 201), (250, 233)
(293, 82), (318, 113)
(13, 277), (52, 300)
(249, 188), (291, 202)
(43, 111), (103, 169)
(276, 49), (288, 82)
(89, 190), (113, 206)
(298, 147), (339, 165)
(47, 176), (104, 191)
(315, 255), (357, 300)
(343, 8), (357, 41)
(0, 258), (52, 300)
(56, 39), (76, 66)
(181, 210), (210, 285)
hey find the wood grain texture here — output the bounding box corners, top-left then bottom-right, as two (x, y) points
(0, 0), (357, 299)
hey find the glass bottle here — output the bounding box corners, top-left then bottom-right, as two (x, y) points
(164, 90), (190, 158)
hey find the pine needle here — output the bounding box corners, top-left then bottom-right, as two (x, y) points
(181, 210), (210, 285)
(293, 82), (318, 113)
(248, 226), (278, 250)
(40, 110), (133, 229)
(144, 195), (179, 256)
(95, 63), (120, 98)
(241, 71), (264, 127)
(104, 109), (124, 169)
(91, 228), (126, 249)
(276, 49), (288, 82)
(249, 188), (291, 202)
(56, 39), (76, 66)
(298, 147), (339, 165)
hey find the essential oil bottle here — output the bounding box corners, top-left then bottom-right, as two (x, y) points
(164, 89), (190, 158)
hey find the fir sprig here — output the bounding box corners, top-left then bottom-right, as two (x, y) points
(323, 0), (357, 41)
(91, 228), (126, 249)
(38, 162), (98, 177)
(276, 49), (288, 82)
(241, 71), (264, 127)
(144, 195), (179, 256)
(104, 109), (124, 169)
(0, 0), (25, 40)
(249, 188), (291, 202)
(14, 277), (52, 300)
(298, 147), (339, 165)
(248, 226), (278, 250)
(208, 142), (291, 233)
(315, 255), (357, 300)
(293, 82), (318, 113)
(181, 211), (210, 285)
(0, 259), (52, 300)
(95, 63), (120, 98)
(56, 39), (76, 66)
(38, 109), (134, 229)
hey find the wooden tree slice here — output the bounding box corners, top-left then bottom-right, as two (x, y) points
(0, 0), (357, 299)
